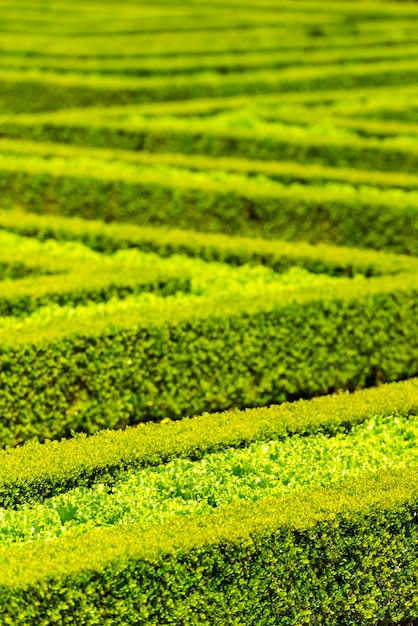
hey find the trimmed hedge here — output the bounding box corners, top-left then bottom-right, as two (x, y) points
(3, 412), (418, 547)
(2, 58), (418, 113)
(1, 1), (418, 623)
(0, 270), (417, 447)
(0, 159), (418, 253)
(0, 210), (418, 276)
(0, 270), (189, 316)
(1, 210), (416, 277)
(4, 137), (418, 192)
(65, 83), (418, 119)
(256, 105), (418, 140)
(0, 377), (416, 508)
(0, 466), (416, 625)
(0, 252), (190, 317)
(3, 42), (418, 77)
(4, 109), (418, 176)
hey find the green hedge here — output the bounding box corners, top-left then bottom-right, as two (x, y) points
(2, 58), (418, 113)
(0, 247), (190, 316)
(3, 7), (418, 60)
(0, 270), (417, 447)
(3, 42), (418, 77)
(0, 24), (325, 59)
(3, 136), (418, 193)
(255, 104), (418, 141)
(0, 259), (55, 281)
(0, 160), (418, 254)
(0, 269), (189, 317)
(2, 209), (415, 277)
(0, 377), (416, 508)
(4, 110), (418, 176)
(0, 466), (417, 625)
(70, 83), (418, 119)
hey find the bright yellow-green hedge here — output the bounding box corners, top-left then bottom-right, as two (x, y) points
(1, 209), (415, 276)
(0, 466), (417, 625)
(0, 377), (416, 508)
(0, 268), (417, 447)
(2, 58), (418, 113)
(0, 156), (418, 252)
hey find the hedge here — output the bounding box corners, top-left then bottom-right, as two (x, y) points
(0, 236), (192, 316)
(0, 466), (416, 625)
(4, 109), (418, 177)
(0, 159), (418, 254)
(0, 269), (417, 447)
(0, 377), (416, 508)
(257, 104), (418, 141)
(2, 58), (418, 113)
(4, 137), (418, 192)
(3, 41), (418, 77)
(2, 209), (415, 276)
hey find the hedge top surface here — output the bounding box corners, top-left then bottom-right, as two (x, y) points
(1, 210), (416, 277)
(0, 378), (416, 506)
(0, 463), (416, 589)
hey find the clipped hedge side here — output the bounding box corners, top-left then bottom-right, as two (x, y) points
(0, 252), (190, 316)
(0, 272), (189, 317)
(0, 275), (417, 448)
(258, 105), (418, 140)
(4, 41), (418, 77)
(5, 136), (418, 191)
(0, 377), (416, 508)
(0, 467), (417, 625)
(4, 112), (418, 175)
(0, 164), (418, 254)
(2, 59), (418, 113)
(1, 210), (416, 277)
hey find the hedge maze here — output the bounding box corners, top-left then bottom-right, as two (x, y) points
(0, 0), (418, 624)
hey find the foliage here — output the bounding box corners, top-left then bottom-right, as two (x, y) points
(0, 414), (417, 546)
(0, 377), (416, 508)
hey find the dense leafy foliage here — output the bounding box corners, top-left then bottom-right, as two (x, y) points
(0, 377), (416, 508)
(1, 0), (418, 623)
(0, 413), (417, 546)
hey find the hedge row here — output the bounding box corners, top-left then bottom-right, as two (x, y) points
(64, 83), (418, 118)
(300, 91), (418, 123)
(3, 42), (418, 77)
(0, 268), (417, 447)
(352, 103), (418, 124)
(0, 377), (416, 508)
(257, 105), (418, 140)
(3, 20), (418, 60)
(4, 137), (418, 192)
(0, 466), (417, 625)
(0, 25), (310, 59)
(2, 209), (415, 277)
(2, 58), (418, 112)
(0, 156), (417, 253)
(32, 83), (411, 124)
(0, 255), (189, 317)
(0, 13), (332, 38)
(0, 11), (345, 40)
(4, 109), (418, 176)
(0, 258), (57, 281)
(0, 234), (346, 321)
(0, 412), (416, 547)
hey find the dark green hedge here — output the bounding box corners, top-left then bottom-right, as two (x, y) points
(1, 209), (415, 277)
(0, 164), (418, 254)
(0, 377), (416, 509)
(2, 59), (418, 113)
(0, 262), (189, 317)
(0, 274), (417, 448)
(3, 113), (418, 176)
(0, 466), (417, 625)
